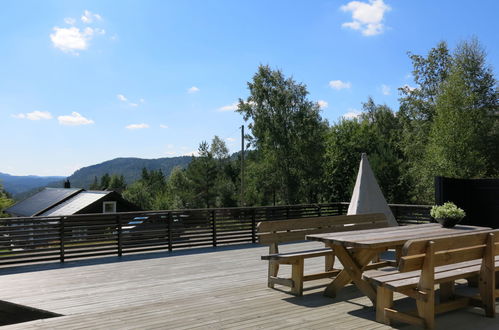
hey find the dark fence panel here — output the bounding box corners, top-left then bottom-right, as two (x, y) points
(0, 202), (431, 267)
(435, 176), (499, 228)
(389, 204), (432, 225)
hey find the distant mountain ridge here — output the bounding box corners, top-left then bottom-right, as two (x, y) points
(2, 156), (193, 199)
(68, 156), (192, 188)
(0, 173), (65, 197)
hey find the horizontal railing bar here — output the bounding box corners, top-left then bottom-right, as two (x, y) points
(0, 203), (430, 267)
(0, 256), (61, 266)
(122, 245), (170, 254)
(63, 251), (118, 260)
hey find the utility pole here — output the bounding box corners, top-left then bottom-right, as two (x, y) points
(240, 125), (245, 206)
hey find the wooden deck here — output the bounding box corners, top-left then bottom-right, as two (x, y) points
(0, 242), (497, 329)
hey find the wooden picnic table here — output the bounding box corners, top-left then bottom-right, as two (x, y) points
(306, 223), (491, 304)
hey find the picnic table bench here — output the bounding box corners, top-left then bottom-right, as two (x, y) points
(257, 213), (389, 295)
(307, 223), (491, 303)
(363, 229), (499, 329)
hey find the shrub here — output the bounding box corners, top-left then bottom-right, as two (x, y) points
(430, 202), (465, 219)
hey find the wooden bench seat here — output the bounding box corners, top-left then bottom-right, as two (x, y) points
(261, 248), (333, 262)
(257, 213), (389, 295)
(363, 230), (499, 329)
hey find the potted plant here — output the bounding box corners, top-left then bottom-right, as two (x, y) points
(430, 202), (466, 228)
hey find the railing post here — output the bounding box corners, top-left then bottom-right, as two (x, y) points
(117, 214), (122, 257)
(318, 204), (322, 217)
(212, 210), (217, 247)
(251, 208), (256, 244)
(167, 212), (173, 252)
(392, 205), (399, 224)
(59, 217), (65, 263)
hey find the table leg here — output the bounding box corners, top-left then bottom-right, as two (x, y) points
(324, 245), (379, 304)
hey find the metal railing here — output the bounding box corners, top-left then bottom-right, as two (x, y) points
(0, 203), (431, 267)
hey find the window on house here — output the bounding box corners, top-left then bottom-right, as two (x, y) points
(103, 201), (117, 213)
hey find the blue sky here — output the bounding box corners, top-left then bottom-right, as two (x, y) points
(1, 0), (497, 176)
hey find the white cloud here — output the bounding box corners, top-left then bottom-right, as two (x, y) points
(81, 10), (102, 24)
(50, 26), (93, 54)
(58, 112), (94, 126)
(117, 94), (143, 107)
(317, 100), (328, 109)
(342, 109), (362, 119)
(187, 86), (200, 93)
(160, 124), (169, 129)
(64, 17), (76, 25)
(126, 123), (149, 130)
(329, 80), (351, 90)
(117, 94), (128, 102)
(12, 111), (52, 120)
(51, 10), (105, 55)
(226, 137), (236, 143)
(341, 0), (391, 36)
(218, 102), (238, 112)
(381, 84), (391, 95)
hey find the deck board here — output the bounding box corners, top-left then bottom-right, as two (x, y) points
(0, 242), (497, 329)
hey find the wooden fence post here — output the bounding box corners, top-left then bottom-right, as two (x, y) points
(167, 212), (173, 252)
(212, 210), (217, 247)
(251, 208), (256, 244)
(392, 205), (399, 223)
(59, 217), (65, 263)
(117, 214), (123, 257)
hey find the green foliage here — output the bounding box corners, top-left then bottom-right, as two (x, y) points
(324, 98), (407, 203)
(100, 173), (111, 189)
(185, 137), (239, 208)
(120, 136), (240, 211)
(122, 181), (153, 210)
(122, 168), (168, 210)
(0, 183), (14, 218)
(452, 38), (499, 177)
(425, 68), (488, 177)
(87, 173), (127, 192)
(399, 38), (498, 203)
(108, 174), (127, 192)
(238, 65), (328, 204)
(430, 202), (465, 219)
(89, 176), (99, 190)
(185, 141), (218, 208)
(166, 166), (193, 209)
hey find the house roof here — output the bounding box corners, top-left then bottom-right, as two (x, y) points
(39, 191), (112, 216)
(6, 188), (82, 217)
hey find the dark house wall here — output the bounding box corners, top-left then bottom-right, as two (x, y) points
(75, 192), (141, 215)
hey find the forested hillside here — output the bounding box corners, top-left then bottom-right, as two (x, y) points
(0, 173), (64, 196)
(68, 156), (192, 188)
